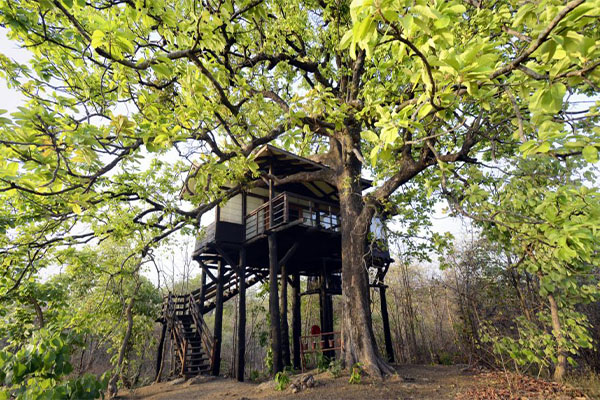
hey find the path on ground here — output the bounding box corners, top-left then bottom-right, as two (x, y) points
(120, 364), (587, 400)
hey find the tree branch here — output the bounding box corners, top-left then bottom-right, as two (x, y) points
(490, 0), (585, 79)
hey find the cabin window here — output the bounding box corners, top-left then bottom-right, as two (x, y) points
(302, 209), (317, 226)
(219, 194), (243, 224)
(320, 212), (339, 230)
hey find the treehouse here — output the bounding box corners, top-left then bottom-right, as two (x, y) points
(155, 145), (395, 381)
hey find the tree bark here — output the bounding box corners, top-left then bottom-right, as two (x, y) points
(107, 285), (138, 398)
(548, 292), (566, 381)
(268, 233), (283, 373)
(337, 152), (394, 378)
(28, 295), (45, 328)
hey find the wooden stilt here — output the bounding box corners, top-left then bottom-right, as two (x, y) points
(379, 285), (395, 363)
(197, 267), (206, 315)
(320, 265), (334, 358)
(319, 277), (325, 332)
(268, 233), (283, 374)
(291, 273), (302, 370)
(212, 259), (224, 376)
(154, 322), (167, 382)
(235, 248), (247, 381)
(280, 264), (290, 367)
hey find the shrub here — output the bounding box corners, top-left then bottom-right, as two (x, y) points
(274, 371), (290, 391)
(349, 362), (363, 384)
(328, 359), (343, 378)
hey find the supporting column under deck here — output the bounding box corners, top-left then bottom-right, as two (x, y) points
(197, 267), (206, 315)
(154, 322), (167, 382)
(319, 266), (335, 358)
(379, 285), (395, 363)
(268, 233), (283, 374)
(291, 273), (302, 370)
(212, 260), (224, 376)
(280, 264), (291, 367)
(235, 248), (247, 381)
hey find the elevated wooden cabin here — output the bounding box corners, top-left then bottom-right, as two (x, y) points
(155, 145), (395, 381)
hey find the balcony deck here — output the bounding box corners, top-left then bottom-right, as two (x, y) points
(245, 191), (340, 242)
(193, 191), (390, 274)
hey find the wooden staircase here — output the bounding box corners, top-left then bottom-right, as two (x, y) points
(191, 267), (268, 313)
(165, 294), (213, 377)
(161, 266), (268, 378)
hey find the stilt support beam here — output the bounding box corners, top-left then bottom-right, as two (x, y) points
(379, 285), (395, 363)
(291, 273), (301, 370)
(235, 248), (247, 381)
(280, 264), (290, 367)
(212, 260), (224, 376)
(268, 233), (283, 374)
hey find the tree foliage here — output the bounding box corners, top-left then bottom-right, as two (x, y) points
(0, 0), (599, 384)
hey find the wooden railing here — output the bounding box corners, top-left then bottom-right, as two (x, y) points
(245, 192), (341, 239)
(245, 192), (287, 238)
(188, 294), (215, 370)
(299, 331), (342, 371)
(162, 292), (215, 375)
(164, 294), (186, 373)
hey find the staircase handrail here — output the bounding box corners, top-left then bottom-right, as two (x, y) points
(188, 294), (215, 369)
(164, 293), (187, 370)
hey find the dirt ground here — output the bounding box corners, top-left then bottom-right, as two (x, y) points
(119, 364), (589, 400)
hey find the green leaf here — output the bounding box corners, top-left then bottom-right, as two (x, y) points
(2, 163), (19, 178)
(339, 30), (354, 50)
(414, 5), (439, 20)
(536, 142), (551, 153)
(361, 130), (379, 143)
(72, 204), (83, 215)
(447, 4), (466, 14)
(151, 63), (171, 78)
(91, 30), (105, 49)
(582, 146), (598, 163)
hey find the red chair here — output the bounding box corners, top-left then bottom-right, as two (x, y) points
(310, 325), (321, 335)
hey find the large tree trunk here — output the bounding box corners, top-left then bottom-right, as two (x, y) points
(337, 150), (394, 378)
(107, 285), (138, 398)
(548, 292), (566, 381)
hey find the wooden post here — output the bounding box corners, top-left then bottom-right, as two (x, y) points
(268, 233), (283, 374)
(320, 264), (334, 358)
(280, 264), (290, 367)
(197, 267), (206, 315)
(235, 248), (247, 381)
(379, 285), (395, 363)
(319, 266), (334, 333)
(318, 274), (326, 333)
(154, 322), (167, 382)
(212, 259), (224, 376)
(268, 163), (273, 229)
(291, 273), (302, 370)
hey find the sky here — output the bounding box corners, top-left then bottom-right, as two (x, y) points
(0, 28), (464, 287)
